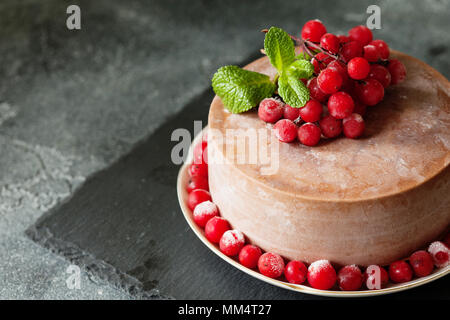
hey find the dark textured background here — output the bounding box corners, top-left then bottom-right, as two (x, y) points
(0, 0), (449, 299)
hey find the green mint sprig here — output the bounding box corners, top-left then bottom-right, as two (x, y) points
(211, 27), (314, 113)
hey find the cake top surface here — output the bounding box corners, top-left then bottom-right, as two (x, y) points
(208, 51), (450, 201)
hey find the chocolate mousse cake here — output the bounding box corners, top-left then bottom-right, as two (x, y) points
(207, 50), (450, 266)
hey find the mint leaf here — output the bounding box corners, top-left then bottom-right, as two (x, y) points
(278, 74), (310, 108)
(212, 65), (276, 113)
(264, 27), (295, 73)
(286, 59), (314, 80)
(295, 52), (312, 60)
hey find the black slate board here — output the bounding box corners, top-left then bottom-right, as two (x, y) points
(26, 85), (450, 300)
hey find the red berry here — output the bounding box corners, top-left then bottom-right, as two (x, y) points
(258, 253), (285, 278)
(320, 33), (340, 54)
(428, 241), (450, 268)
(319, 115), (342, 138)
(363, 44), (381, 62)
(410, 250), (434, 277)
(370, 39), (390, 59)
(204, 216), (230, 243)
(298, 123), (321, 146)
(327, 92), (355, 119)
(239, 245), (262, 269)
(337, 265), (363, 291)
(219, 230), (245, 256)
(308, 77), (329, 102)
(307, 260), (336, 290)
(283, 104), (300, 121)
(301, 20), (327, 42)
(364, 265), (389, 290)
(353, 100), (367, 116)
(343, 113), (365, 138)
(258, 98), (284, 123)
(340, 41), (363, 62)
(193, 140), (207, 164)
(388, 59), (407, 85)
(188, 163), (208, 178)
(284, 260), (307, 284)
(188, 189), (211, 211)
(348, 25), (373, 46)
(299, 100), (323, 122)
(389, 260), (413, 283)
(337, 34), (351, 44)
(312, 52), (333, 73)
(273, 119), (298, 143)
(193, 200), (218, 227)
(347, 57), (370, 80)
(367, 64), (391, 88)
(327, 60), (348, 81)
(186, 175), (209, 193)
(318, 68), (342, 94)
(356, 79), (384, 106)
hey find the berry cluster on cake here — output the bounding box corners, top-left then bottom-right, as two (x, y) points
(185, 20), (450, 291)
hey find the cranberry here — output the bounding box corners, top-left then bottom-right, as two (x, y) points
(312, 52), (333, 73)
(301, 20), (327, 42)
(219, 230), (245, 256)
(389, 260), (413, 283)
(284, 260), (308, 284)
(410, 250), (434, 277)
(239, 245), (262, 269)
(348, 25), (373, 46)
(299, 99), (323, 122)
(388, 59), (407, 85)
(356, 79), (384, 106)
(298, 123), (321, 146)
(340, 40), (363, 62)
(363, 44), (381, 62)
(258, 253), (285, 279)
(367, 64), (391, 88)
(186, 175), (209, 193)
(343, 113), (365, 138)
(188, 163), (208, 178)
(273, 119), (298, 143)
(337, 265), (363, 291)
(307, 260), (336, 290)
(364, 265), (389, 290)
(347, 57), (370, 80)
(337, 34), (351, 44)
(193, 140), (207, 164)
(319, 115), (342, 138)
(327, 92), (355, 119)
(258, 98), (284, 123)
(193, 200), (218, 227)
(283, 104), (300, 121)
(370, 39), (390, 59)
(428, 241), (450, 268)
(317, 68), (342, 94)
(308, 77), (329, 102)
(327, 61), (348, 81)
(204, 216), (230, 243)
(320, 33), (340, 54)
(353, 100), (367, 116)
(188, 189), (212, 211)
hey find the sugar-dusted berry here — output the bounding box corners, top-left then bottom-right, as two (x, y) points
(307, 260), (337, 290)
(258, 253), (285, 279)
(409, 250), (434, 277)
(258, 98), (284, 123)
(319, 115), (342, 138)
(389, 260), (413, 283)
(239, 245), (262, 269)
(219, 230), (245, 256)
(205, 216), (230, 243)
(284, 260), (308, 284)
(428, 241), (450, 268)
(273, 119), (298, 143)
(337, 265), (363, 291)
(343, 113), (365, 138)
(328, 92), (355, 119)
(188, 189), (212, 211)
(193, 200), (219, 227)
(298, 123), (321, 146)
(364, 265), (389, 290)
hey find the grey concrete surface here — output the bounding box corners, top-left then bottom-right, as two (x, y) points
(0, 0), (449, 299)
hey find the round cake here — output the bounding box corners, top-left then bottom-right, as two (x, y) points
(207, 50), (450, 266)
